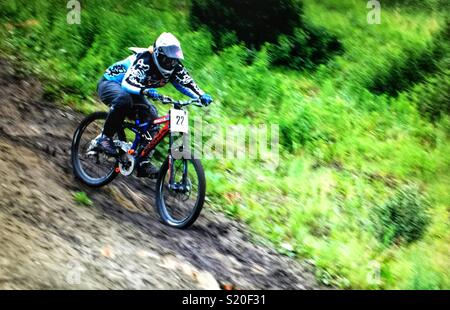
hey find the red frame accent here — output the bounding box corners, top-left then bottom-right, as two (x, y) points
(140, 114), (170, 158)
(153, 115), (170, 124)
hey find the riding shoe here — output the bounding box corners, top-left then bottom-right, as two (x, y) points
(137, 161), (160, 178)
(96, 135), (117, 156)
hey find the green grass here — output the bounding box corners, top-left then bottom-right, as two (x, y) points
(73, 191), (93, 207)
(0, 0), (448, 289)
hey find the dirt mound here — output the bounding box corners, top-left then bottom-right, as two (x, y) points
(0, 59), (321, 289)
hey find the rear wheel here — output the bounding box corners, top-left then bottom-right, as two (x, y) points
(155, 156), (206, 229)
(71, 112), (124, 187)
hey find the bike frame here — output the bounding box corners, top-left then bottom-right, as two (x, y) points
(124, 111), (178, 185)
(122, 96), (201, 186)
(142, 115), (170, 158)
(122, 114), (168, 156)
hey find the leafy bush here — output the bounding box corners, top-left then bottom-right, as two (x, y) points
(270, 23), (342, 70)
(412, 69), (450, 121)
(373, 185), (431, 246)
(190, 0), (303, 49)
(409, 22), (450, 121)
(384, 0), (449, 11)
(279, 103), (320, 150)
(370, 21), (449, 97)
(190, 0), (342, 70)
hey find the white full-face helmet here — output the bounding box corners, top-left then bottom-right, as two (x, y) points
(152, 32), (184, 78)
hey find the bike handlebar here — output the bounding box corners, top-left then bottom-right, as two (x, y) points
(149, 95), (204, 108)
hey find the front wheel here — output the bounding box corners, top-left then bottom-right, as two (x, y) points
(155, 156), (206, 229)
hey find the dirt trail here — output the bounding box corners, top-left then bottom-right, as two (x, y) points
(0, 60), (321, 289)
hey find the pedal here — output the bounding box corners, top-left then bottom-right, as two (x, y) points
(86, 150), (98, 157)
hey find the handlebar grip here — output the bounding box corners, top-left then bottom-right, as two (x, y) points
(159, 95), (172, 104)
(147, 94), (205, 107)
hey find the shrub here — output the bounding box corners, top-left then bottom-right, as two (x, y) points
(370, 21), (449, 97)
(373, 185), (431, 246)
(384, 0), (449, 11)
(270, 23), (342, 70)
(279, 103), (320, 150)
(409, 22), (450, 121)
(190, 0), (342, 70)
(190, 0), (303, 49)
(412, 69), (450, 121)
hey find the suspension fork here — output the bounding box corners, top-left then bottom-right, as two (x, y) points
(181, 133), (189, 185)
(168, 133), (189, 187)
(182, 157), (188, 185)
(168, 133), (175, 185)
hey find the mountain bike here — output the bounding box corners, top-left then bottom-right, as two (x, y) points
(71, 95), (206, 229)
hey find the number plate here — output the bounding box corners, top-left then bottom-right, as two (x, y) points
(170, 109), (188, 133)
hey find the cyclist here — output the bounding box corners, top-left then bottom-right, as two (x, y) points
(96, 32), (212, 177)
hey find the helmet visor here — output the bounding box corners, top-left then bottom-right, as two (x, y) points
(160, 45), (184, 60)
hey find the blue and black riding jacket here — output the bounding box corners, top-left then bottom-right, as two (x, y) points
(103, 48), (205, 98)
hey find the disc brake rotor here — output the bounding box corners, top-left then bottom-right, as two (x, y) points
(119, 153), (135, 176)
